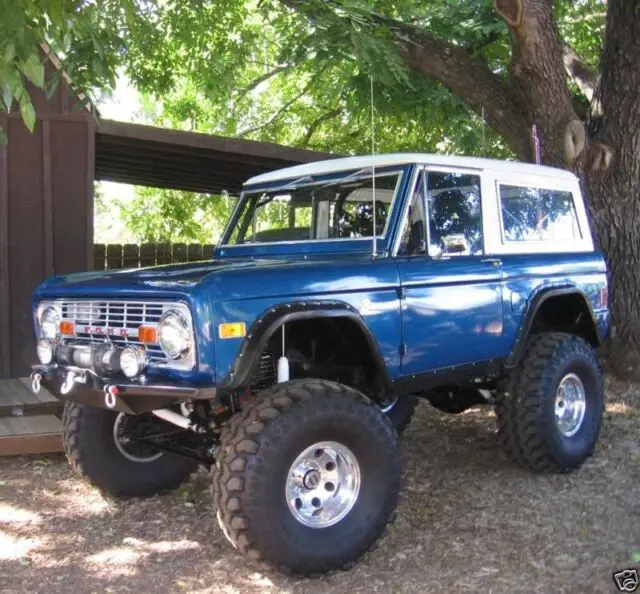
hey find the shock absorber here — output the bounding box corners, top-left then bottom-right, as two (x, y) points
(277, 323), (290, 383)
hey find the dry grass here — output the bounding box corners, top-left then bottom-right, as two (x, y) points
(1, 378), (639, 593)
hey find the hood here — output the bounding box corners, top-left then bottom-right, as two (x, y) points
(35, 253), (398, 302)
(35, 260), (235, 298)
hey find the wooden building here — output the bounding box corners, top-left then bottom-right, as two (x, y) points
(0, 50), (331, 453)
(0, 50), (332, 381)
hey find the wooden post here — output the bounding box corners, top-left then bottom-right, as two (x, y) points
(0, 118), (10, 378)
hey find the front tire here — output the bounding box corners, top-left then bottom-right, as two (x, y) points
(495, 333), (604, 473)
(213, 379), (403, 576)
(62, 402), (197, 497)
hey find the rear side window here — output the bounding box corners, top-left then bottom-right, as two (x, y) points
(499, 185), (581, 242)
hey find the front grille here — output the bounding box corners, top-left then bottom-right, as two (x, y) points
(52, 300), (190, 365)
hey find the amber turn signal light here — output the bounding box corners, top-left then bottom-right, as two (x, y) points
(60, 320), (75, 336)
(138, 326), (158, 344)
(218, 322), (247, 339)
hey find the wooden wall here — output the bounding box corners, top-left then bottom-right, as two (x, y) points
(0, 58), (95, 378)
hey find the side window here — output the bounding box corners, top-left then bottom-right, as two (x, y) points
(499, 185), (581, 242)
(427, 171), (483, 257)
(397, 172), (427, 256)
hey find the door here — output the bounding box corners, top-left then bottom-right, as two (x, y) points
(395, 168), (504, 375)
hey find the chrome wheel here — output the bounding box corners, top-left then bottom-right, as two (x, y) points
(113, 413), (163, 463)
(379, 395), (398, 414)
(285, 441), (361, 528)
(554, 373), (587, 437)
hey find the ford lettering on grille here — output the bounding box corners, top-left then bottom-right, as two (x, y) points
(81, 326), (135, 338)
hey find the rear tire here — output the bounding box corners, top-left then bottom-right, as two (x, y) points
(213, 379), (403, 576)
(495, 333), (604, 473)
(381, 394), (417, 435)
(62, 402), (197, 498)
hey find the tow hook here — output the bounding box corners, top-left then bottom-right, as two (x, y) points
(60, 370), (87, 395)
(104, 385), (120, 409)
(31, 373), (42, 394)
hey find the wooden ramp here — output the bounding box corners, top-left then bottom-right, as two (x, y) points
(0, 379), (63, 456)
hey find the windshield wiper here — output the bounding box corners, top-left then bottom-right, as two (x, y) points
(267, 175), (314, 193)
(320, 167), (373, 190)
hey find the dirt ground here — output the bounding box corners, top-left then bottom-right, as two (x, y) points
(1, 379), (639, 594)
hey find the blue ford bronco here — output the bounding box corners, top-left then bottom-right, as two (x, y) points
(30, 154), (610, 575)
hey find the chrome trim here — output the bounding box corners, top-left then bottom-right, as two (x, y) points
(36, 299), (195, 372)
(554, 373), (587, 437)
(119, 345), (149, 379)
(158, 309), (192, 360)
(285, 441), (361, 528)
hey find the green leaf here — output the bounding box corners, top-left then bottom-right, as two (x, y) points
(20, 53), (45, 89)
(19, 96), (36, 132)
(2, 86), (11, 111)
(630, 549), (640, 564)
(3, 43), (15, 64)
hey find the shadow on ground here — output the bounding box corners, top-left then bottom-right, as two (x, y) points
(1, 378), (639, 593)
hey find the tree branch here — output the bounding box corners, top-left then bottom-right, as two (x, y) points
(301, 107), (341, 147)
(279, 0), (532, 159)
(562, 43), (597, 102)
(397, 25), (531, 159)
(234, 65), (290, 105)
(237, 69), (325, 138)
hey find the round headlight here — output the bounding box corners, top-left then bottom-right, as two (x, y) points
(40, 306), (61, 340)
(120, 346), (147, 379)
(158, 310), (191, 359)
(36, 339), (54, 365)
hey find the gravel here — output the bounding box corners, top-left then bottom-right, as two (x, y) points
(1, 378), (639, 593)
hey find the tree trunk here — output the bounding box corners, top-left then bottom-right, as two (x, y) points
(583, 0), (640, 376)
(494, 0), (640, 376)
(284, 0), (640, 375)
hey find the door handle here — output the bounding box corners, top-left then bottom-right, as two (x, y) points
(481, 258), (502, 267)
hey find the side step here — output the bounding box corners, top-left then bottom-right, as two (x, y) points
(0, 415), (64, 455)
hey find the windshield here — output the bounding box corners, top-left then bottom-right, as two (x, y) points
(222, 170), (402, 245)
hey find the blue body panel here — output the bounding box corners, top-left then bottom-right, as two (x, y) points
(32, 163), (610, 389)
(396, 255), (504, 373)
(499, 252), (610, 349)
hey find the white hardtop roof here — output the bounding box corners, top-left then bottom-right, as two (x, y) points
(244, 153), (577, 186)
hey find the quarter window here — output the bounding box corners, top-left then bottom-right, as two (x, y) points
(499, 185), (581, 242)
(427, 171), (483, 257)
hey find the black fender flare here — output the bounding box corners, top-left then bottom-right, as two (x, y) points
(223, 300), (392, 389)
(505, 284), (600, 368)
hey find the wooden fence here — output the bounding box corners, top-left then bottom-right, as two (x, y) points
(94, 243), (216, 270)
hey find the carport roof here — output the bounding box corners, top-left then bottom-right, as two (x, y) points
(95, 119), (337, 194)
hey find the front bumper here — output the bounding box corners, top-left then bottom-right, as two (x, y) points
(31, 364), (217, 415)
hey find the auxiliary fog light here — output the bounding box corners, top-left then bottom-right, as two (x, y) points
(36, 339), (54, 365)
(120, 346), (147, 379)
